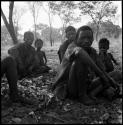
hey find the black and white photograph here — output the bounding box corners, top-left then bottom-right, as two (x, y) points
(1, 1), (122, 124)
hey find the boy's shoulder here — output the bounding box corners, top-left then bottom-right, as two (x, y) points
(90, 47), (97, 54)
(60, 40), (69, 47)
(59, 40), (70, 51)
(37, 50), (45, 54)
(8, 42), (24, 53)
(107, 52), (113, 57)
(63, 40), (69, 44)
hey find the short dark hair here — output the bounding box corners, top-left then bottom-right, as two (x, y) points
(35, 39), (43, 46)
(24, 31), (34, 39)
(75, 25), (93, 43)
(99, 38), (110, 49)
(65, 26), (76, 33)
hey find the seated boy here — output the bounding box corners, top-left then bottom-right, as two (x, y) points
(98, 38), (119, 73)
(1, 31), (41, 104)
(34, 38), (51, 73)
(52, 26), (121, 105)
(58, 26), (76, 63)
(8, 31), (40, 79)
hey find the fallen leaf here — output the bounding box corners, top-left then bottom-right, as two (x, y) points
(12, 117), (22, 123)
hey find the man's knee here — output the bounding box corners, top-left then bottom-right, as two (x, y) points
(72, 60), (87, 72)
(3, 56), (15, 65)
(2, 56), (17, 73)
(72, 59), (82, 68)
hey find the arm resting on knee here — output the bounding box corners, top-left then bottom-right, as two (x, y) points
(74, 47), (109, 82)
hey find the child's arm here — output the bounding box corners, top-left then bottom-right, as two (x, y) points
(110, 53), (118, 65)
(74, 47), (118, 89)
(43, 51), (47, 65)
(58, 49), (62, 63)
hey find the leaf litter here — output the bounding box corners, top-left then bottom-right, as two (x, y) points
(1, 49), (122, 124)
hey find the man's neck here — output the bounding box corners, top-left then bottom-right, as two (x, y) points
(24, 42), (31, 46)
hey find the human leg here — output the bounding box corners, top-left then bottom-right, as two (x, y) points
(88, 70), (122, 100)
(1, 57), (34, 105)
(67, 61), (78, 99)
(1, 56), (19, 100)
(67, 60), (96, 105)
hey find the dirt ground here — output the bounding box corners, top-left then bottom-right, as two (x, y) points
(1, 45), (122, 124)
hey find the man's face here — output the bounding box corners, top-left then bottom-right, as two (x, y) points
(66, 30), (76, 41)
(77, 30), (93, 48)
(24, 33), (34, 45)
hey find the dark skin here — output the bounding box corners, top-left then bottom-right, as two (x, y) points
(99, 42), (119, 73)
(76, 30), (118, 88)
(35, 41), (47, 65)
(58, 30), (76, 63)
(8, 32), (39, 78)
(1, 32), (39, 104)
(52, 27), (119, 105)
(76, 30), (119, 99)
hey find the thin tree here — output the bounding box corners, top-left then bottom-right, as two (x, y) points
(1, 1), (18, 44)
(79, 1), (117, 41)
(28, 2), (41, 40)
(49, 1), (80, 42)
(42, 2), (54, 46)
(13, 5), (27, 38)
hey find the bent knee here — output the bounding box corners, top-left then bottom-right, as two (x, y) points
(71, 60), (87, 74)
(4, 56), (16, 66)
(6, 56), (14, 62)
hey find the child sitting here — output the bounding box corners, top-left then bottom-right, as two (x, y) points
(34, 39), (51, 73)
(98, 38), (119, 73)
(58, 26), (76, 63)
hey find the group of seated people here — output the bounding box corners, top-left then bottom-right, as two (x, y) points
(1, 25), (122, 106)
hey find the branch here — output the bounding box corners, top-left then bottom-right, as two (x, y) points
(9, 1), (14, 24)
(89, 12), (96, 24)
(1, 7), (10, 28)
(42, 3), (48, 14)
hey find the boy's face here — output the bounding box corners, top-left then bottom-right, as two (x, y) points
(35, 41), (43, 49)
(66, 30), (76, 41)
(99, 43), (108, 52)
(77, 30), (93, 48)
(24, 33), (34, 45)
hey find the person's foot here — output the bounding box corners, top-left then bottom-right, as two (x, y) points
(78, 95), (98, 106)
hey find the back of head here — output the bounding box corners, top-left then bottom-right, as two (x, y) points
(65, 26), (76, 34)
(99, 38), (110, 50)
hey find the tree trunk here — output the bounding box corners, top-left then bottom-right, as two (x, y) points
(61, 23), (66, 43)
(50, 30), (52, 46)
(9, 26), (18, 44)
(48, 12), (53, 46)
(96, 25), (99, 41)
(1, 2), (18, 44)
(34, 24), (37, 40)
